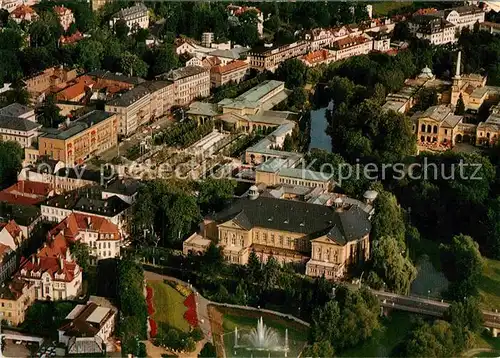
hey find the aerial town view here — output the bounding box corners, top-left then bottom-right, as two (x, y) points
(3, 0), (500, 357)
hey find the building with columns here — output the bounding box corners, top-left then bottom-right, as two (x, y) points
(184, 189), (372, 280)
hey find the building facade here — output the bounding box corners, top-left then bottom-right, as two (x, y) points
(185, 192), (372, 280)
(0, 115), (41, 148)
(0, 279), (36, 326)
(330, 36), (373, 61)
(110, 3), (149, 34)
(38, 111), (118, 165)
(162, 66), (210, 106)
(248, 41), (310, 72)
(210, 60), (249, 88)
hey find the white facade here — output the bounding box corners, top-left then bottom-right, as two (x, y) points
(110, 3), (149, 34)
(0, 125), (40, 148)
(0, 0), (22, 13)
(445, 7), (485, 32)
(331, 37), (373, 62)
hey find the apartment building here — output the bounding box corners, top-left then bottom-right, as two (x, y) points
(304, 26), (351, 50)
(49, 213), (122, 262)
(9, 5), (38, 23)
(17, 236), (82, 301)
(59, 302), (117, 355)
(0, 115), (41, 148)
(0, 103), (36, 121)
(141, 81), (175, 120)
(210, 60), (249, 88)
(38, 111), (118, 165)
(248, 41), (310, 72)
(444, 5), (485, 32)
(0, 279), (36, 326)
(110, 3), (149, 33)
(0, 181), (53, 206)
(409, 15), (457, 45)
(330, 36), (372, 61)
(53, 6), (74, 32)
(105, 86), (150, 137)
(185, 191), (371, 280)
(0, 0), (22, 13)
(161, 66), (210, 106)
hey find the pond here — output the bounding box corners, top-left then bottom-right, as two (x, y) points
(309, 101), (333, 153)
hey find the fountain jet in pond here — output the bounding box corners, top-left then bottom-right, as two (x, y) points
(234, 317), (289, 356)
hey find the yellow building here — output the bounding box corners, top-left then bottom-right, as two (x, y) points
(0, 279), (36, 326)
(38, 111), (118, 165)
(184, 188), (372, 280)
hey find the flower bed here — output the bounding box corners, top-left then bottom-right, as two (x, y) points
(149, 317), (158, 338)
(146, 286), (155, 315)
(183, 293), (198, 327)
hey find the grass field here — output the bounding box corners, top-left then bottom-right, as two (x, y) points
(372, 1), (412, 17)
(220, 308), (308, 358)
(339, 311), (416, 357)
(478, 258), (500, 311)
(148, 280), (190, 333)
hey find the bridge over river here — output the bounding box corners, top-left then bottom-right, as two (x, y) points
(372, 289), (500, 334)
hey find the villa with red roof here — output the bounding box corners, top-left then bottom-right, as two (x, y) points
(300, 49), (336, 67)
(49, 213), (122, 262)
(17, 234), (82, 301)
(210, 60), (249, 88)
(0, 220), (25, 251)
(9, 5), (38, 23)
(53, 5), (75, 32)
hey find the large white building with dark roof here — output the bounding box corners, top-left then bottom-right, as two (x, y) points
(110, 3), (149, 34)
(185, 192), (372, 280)
(159, 66), (210, 106)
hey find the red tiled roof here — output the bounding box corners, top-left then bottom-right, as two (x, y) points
(0, 243), (12, 260)
(301, 49), (334, 64)
(0, 220), (22, 240)
(53, 5), (71, 15)
(11, 5), (36, 18)
(203, 56), (222, 68)
(49, 213), (120, 243)
(18, 255), (78, 282)
(60, 31), (84, 45)
(211, 60), (248, 74)
(55, 76), (95, 101)
(0, 181), (52, 205)
(413, 8), (438, 15)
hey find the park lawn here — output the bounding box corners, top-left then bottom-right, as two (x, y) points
(372, 1), (412, 17)
(148, 280), (190, 333)
(221, 309), (308, 358)
(339, 311), (415, 357)
(478, 258), (500, 311)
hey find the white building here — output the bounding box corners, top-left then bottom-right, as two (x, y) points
(58, 301), (117, 355)
(0, 0), (22, 13)
(330, 35), (373, 61)
(0, 220), (25, 252)
(409, 15), (457, 45)
(160, 66), (210, 106)
(110, 3), (149, 34)
(201, 32), (214, 47)
(0, 113), (41, 148)
(444, 5), (485, 32)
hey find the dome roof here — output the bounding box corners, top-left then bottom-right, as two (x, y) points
(421, 66), (433, 75)
(334, 197), (343, 204)
(249, 185), (258, 192)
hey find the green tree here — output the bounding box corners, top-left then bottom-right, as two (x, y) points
(151, 44), (179, 76)
(199, 342), (216, 357)
(76, 39), (104, 71)
(369, 236), (417, 294)
(402, 320), (458, 357)
(302, 340), (335, 358)
(114, 19), (129, 41)
(275, 59), (308, 89)
(445, 298), (483, 334)
(440, 234), (483, 300)
(196, 178), (236, 215)
(371, 189), (406, 243)
(69, 241), (90, 272)
(263, 256), (280, 292)
(36, 94), (63, 128)
(120, 51), (148, 77)
(455, 93), (466, 115)
(0, 140), (22, 189)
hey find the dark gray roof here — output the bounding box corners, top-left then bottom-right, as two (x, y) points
(106, 86), (150, 107)
(0, 115), (41, 132)
(212, 196), (371, 245)
(114, 3), (148, 19)
(87, 70), (145, 85)
(0, 203), (40, 227)
(104, 178), (141, 196)
(41, 111), (113, 140)
(161, 66), (208, 81)
(141, 80), (173, 92)
(0, 103), (33, 118)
